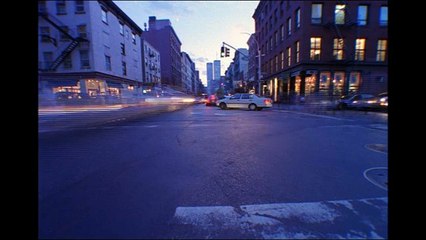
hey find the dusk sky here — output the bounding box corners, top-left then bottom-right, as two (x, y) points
(114, 1), (260, 86)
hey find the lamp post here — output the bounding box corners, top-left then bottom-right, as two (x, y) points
(241, 32), (262, 96)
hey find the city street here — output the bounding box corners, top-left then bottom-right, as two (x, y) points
(39, 104), (388, 239)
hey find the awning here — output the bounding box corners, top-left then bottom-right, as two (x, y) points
(46, 80), (79, 87)
(106, 81), (124, 88)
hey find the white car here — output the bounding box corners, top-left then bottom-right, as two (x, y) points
(216, 93), (273, 111)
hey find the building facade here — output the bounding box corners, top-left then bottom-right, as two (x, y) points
(142, 16), (183, 90)
(252, 0), (388, 103)
(141, 39), (161, 87)
(232, 49), (249, 91)
(181, 52), (196, 94)
(206, 62), (213, 95)
(38, 0), (143, 101)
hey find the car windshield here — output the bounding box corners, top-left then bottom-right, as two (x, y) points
(38, 1), (388, 239)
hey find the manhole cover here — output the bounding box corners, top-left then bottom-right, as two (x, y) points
(365, 144), (387, 153)
(364, 167), (388, 191)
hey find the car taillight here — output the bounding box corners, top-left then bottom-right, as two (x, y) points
(264, 99), (271, 104)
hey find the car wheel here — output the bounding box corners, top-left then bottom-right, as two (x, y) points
(337, 103), (346, 110)
(219, 102), (227, 110)
(248, 103), (257, 111)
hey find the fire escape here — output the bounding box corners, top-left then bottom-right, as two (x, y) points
(39, 10), (89, 72)
(323, 0), (357, 66)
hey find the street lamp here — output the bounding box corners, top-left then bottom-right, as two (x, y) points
(241, 32), (262, 96)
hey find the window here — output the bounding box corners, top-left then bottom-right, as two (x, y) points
(311, 3), (322, 24)
(287, 47), (291, 66)
(295, 41), (300, 63)
(335, 4), (346, 25)
(270, 37), (273, 51)
(333, 72), (345, 95)
(357, 5), (368, 26)
(39, 1), (47, 13)
(120, 43), (126, 55)
(355, 38), (366, 61)
(132, 33), (136, 44)
(77, 25), (87, 39)
(281, 25), (285, 41)
(79, 50), (90, 68)
(241, 94), (250, 100)
(281, 51), (284, 69)
(379, 6), (388, 26)
(122, 61), (127, 75)
(101, 7), (108, 23)
(349, 72), (361, 92)
(105, 55), (111, 71)
(75, 0), (85, 13)
(40, 27), (50, 42)
(295, 8), (301, 28)
(56, 0), (66, 15)
(376, 39), (387, 62)
(43, 52), (53, 69)
(63, 55), (72, 69)
(275, 31), (279, 46)
(59, 26), (70, 41)
(287, 18), (292, 36)
(310, 37), (321, 60)
(333, 38), (344, 60)
(319, 72), (331, 90)
(119, 22), (124, 35)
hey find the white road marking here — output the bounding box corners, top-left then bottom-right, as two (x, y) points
(363, 167), (388, 191)
(173, 197), (387, 239)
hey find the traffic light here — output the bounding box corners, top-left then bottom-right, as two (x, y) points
(225, 47), (230, 57)
(220, 46), (225, 57)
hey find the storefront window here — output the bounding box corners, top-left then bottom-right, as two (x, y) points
(349, 72), (361, 93)
(319, 72), (331, 91)
(305, 75), (316, 95)
(333, 72), (345, 96)
(295, 76), (301, 94)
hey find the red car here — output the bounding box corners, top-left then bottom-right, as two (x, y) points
(205, 95), (217, 106)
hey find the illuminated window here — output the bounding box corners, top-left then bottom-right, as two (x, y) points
(335, 4), (346, 25)
(357, 5), (368, 26)
(295, 41), (300, 63)
(311, 3), (322, 24)
(376, 39), (387, 62)
(355, 38), (366, 61)
(379, 6), (388, 26)
(281, 51), (284, 69)
(310, 37), (321, 60)
(333, 38), (344, 60)
(287, 47), (291, 66)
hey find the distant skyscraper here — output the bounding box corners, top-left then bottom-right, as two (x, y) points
(213, 60), (221, 80)
(206, 62), (213, 94)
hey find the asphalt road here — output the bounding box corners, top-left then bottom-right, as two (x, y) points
(38, 104), (388, 239)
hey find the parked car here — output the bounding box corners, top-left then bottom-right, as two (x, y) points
(336, 93), (375, 110)
(358, 92), (388, 111)
(216, 93), (273, 111)
(205, 94), (217, 106)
